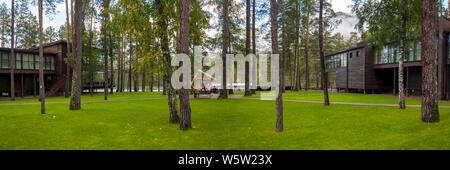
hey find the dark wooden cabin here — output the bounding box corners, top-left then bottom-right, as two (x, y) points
(0, 40), (68, 98)
(326, 17), (450, 100)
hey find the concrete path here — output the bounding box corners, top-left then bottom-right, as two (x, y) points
(1, 95), (450, 109)
(0, 97), (166, 106)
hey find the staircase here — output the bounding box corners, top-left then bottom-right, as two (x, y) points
(46, 78), (66, 97)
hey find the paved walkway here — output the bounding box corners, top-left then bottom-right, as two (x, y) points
(1, 95), (450, 109)
(0, 97), (166, 106)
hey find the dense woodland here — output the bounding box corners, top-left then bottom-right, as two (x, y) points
(1, 0), (442, 130)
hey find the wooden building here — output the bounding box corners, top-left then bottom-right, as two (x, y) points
(326, 17), (450, 100)
(0, 40), (68, 98)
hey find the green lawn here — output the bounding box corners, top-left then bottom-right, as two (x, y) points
(0, 92), (165, 104)
(0, 93), (448, 150)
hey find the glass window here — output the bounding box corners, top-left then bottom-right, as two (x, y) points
(15, 53), (22, 69)
(44, 55), (55, 70)
(34, 55), (40, 69)
(22, 53), (33, 70)
(0, 52), (9, 69)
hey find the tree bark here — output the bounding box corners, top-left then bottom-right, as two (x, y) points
(38, 0), (45, 114)
(305, 5), (311, 91)
(422, 0), (439, 122)
(398, 8), (407, 109)
(218, 0), (229, 99)
(281, 0), (287, 93)
(103, 0), (109, 100)
(293, 1), (300, 91)
(251, 0), (256, 94)
(156, 0), (179, 123)
(244, 0), (251, 96)
(70, 0), (83, 110)
(319, 0), (329, 106)
(110, 33), (114, 94)
(10, 0), (14, 101)
(128, 35), (132, 93)
(179, 0), (192, 130)
(88, 1), (94, 96)
(65, 0), (72, 98)
(271, 0), (283, 132)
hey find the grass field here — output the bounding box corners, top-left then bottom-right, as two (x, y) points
(242, 90), (450, 106)
(0, 91), (449, 150)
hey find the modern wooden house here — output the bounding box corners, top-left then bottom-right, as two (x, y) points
(0, 40), (68, 98)
(326, 17), (450, 100)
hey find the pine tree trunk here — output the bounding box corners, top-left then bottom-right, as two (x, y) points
(150, 73), (153, 92)
(281, 0), (286, 93)
(142, 67), (146, 92)
(38, 0), (45, 114)
(218, 0), (229, 99)
(103, 0), (109, 100)
(156, 0), (179, 123)
(88, 4), (94, 96)
(110, 33), (114, 94)
(133, 40), (138, 92)
(293, 1), (300, 91)
(179, 0), (191, 130)
(10, 0), (14, 101)
(70, 0), (83, 110)
(271, 0), (283, 132)
(305, 6), (311, 91)
(251, 0), (256, 95)
(65, 0), (72, 98)
(422, 0), (439, 122)
(244, 0), (251, 96)
(128, 35), (132, 93)
(319, 0), (329, 106)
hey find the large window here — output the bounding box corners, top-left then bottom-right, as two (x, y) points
(15, 53), (22, 69)
(0, 52), (9, 69)
(22, 53), (34, 70)
(44, 55), (55, 70)
(375, 41), (424, 64)
(326, 53), (347, 69)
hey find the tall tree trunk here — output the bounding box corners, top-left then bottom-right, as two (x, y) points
(293, 0), (300, 91)
(134, 40), (138, 92)
(179, 0), (191, 130)
(398, 5), (407, 109)
(251, 0), (256, 94)
(38, 0), (45, 114)
(110, 33), (114, 94)
(156, 0), (179, 123)
(88, 1), (94, 96)
(271, 0), (283, 132)
(244, 0), (251, 96)
(117, 34), (121, 92)
(319, 0), (329, 106)
(103, 0), (109, 100)
(142, 67), (146, 92)
(128, 35), (132, 93)
(281, 0), (286, 93)
(65, 0), (72, 98)
(10, 0), (14, 101)
(218, 0), (229, 99)
(121, 35), (125, 92)
(150, 73), (153, 92)
(305, 5), (311, 91)
(422, 0), (439, 122)
(70, 0), (83, 110)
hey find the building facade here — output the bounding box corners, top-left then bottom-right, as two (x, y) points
(0, 40), (68, 98)
(326, 17), (450, 100)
